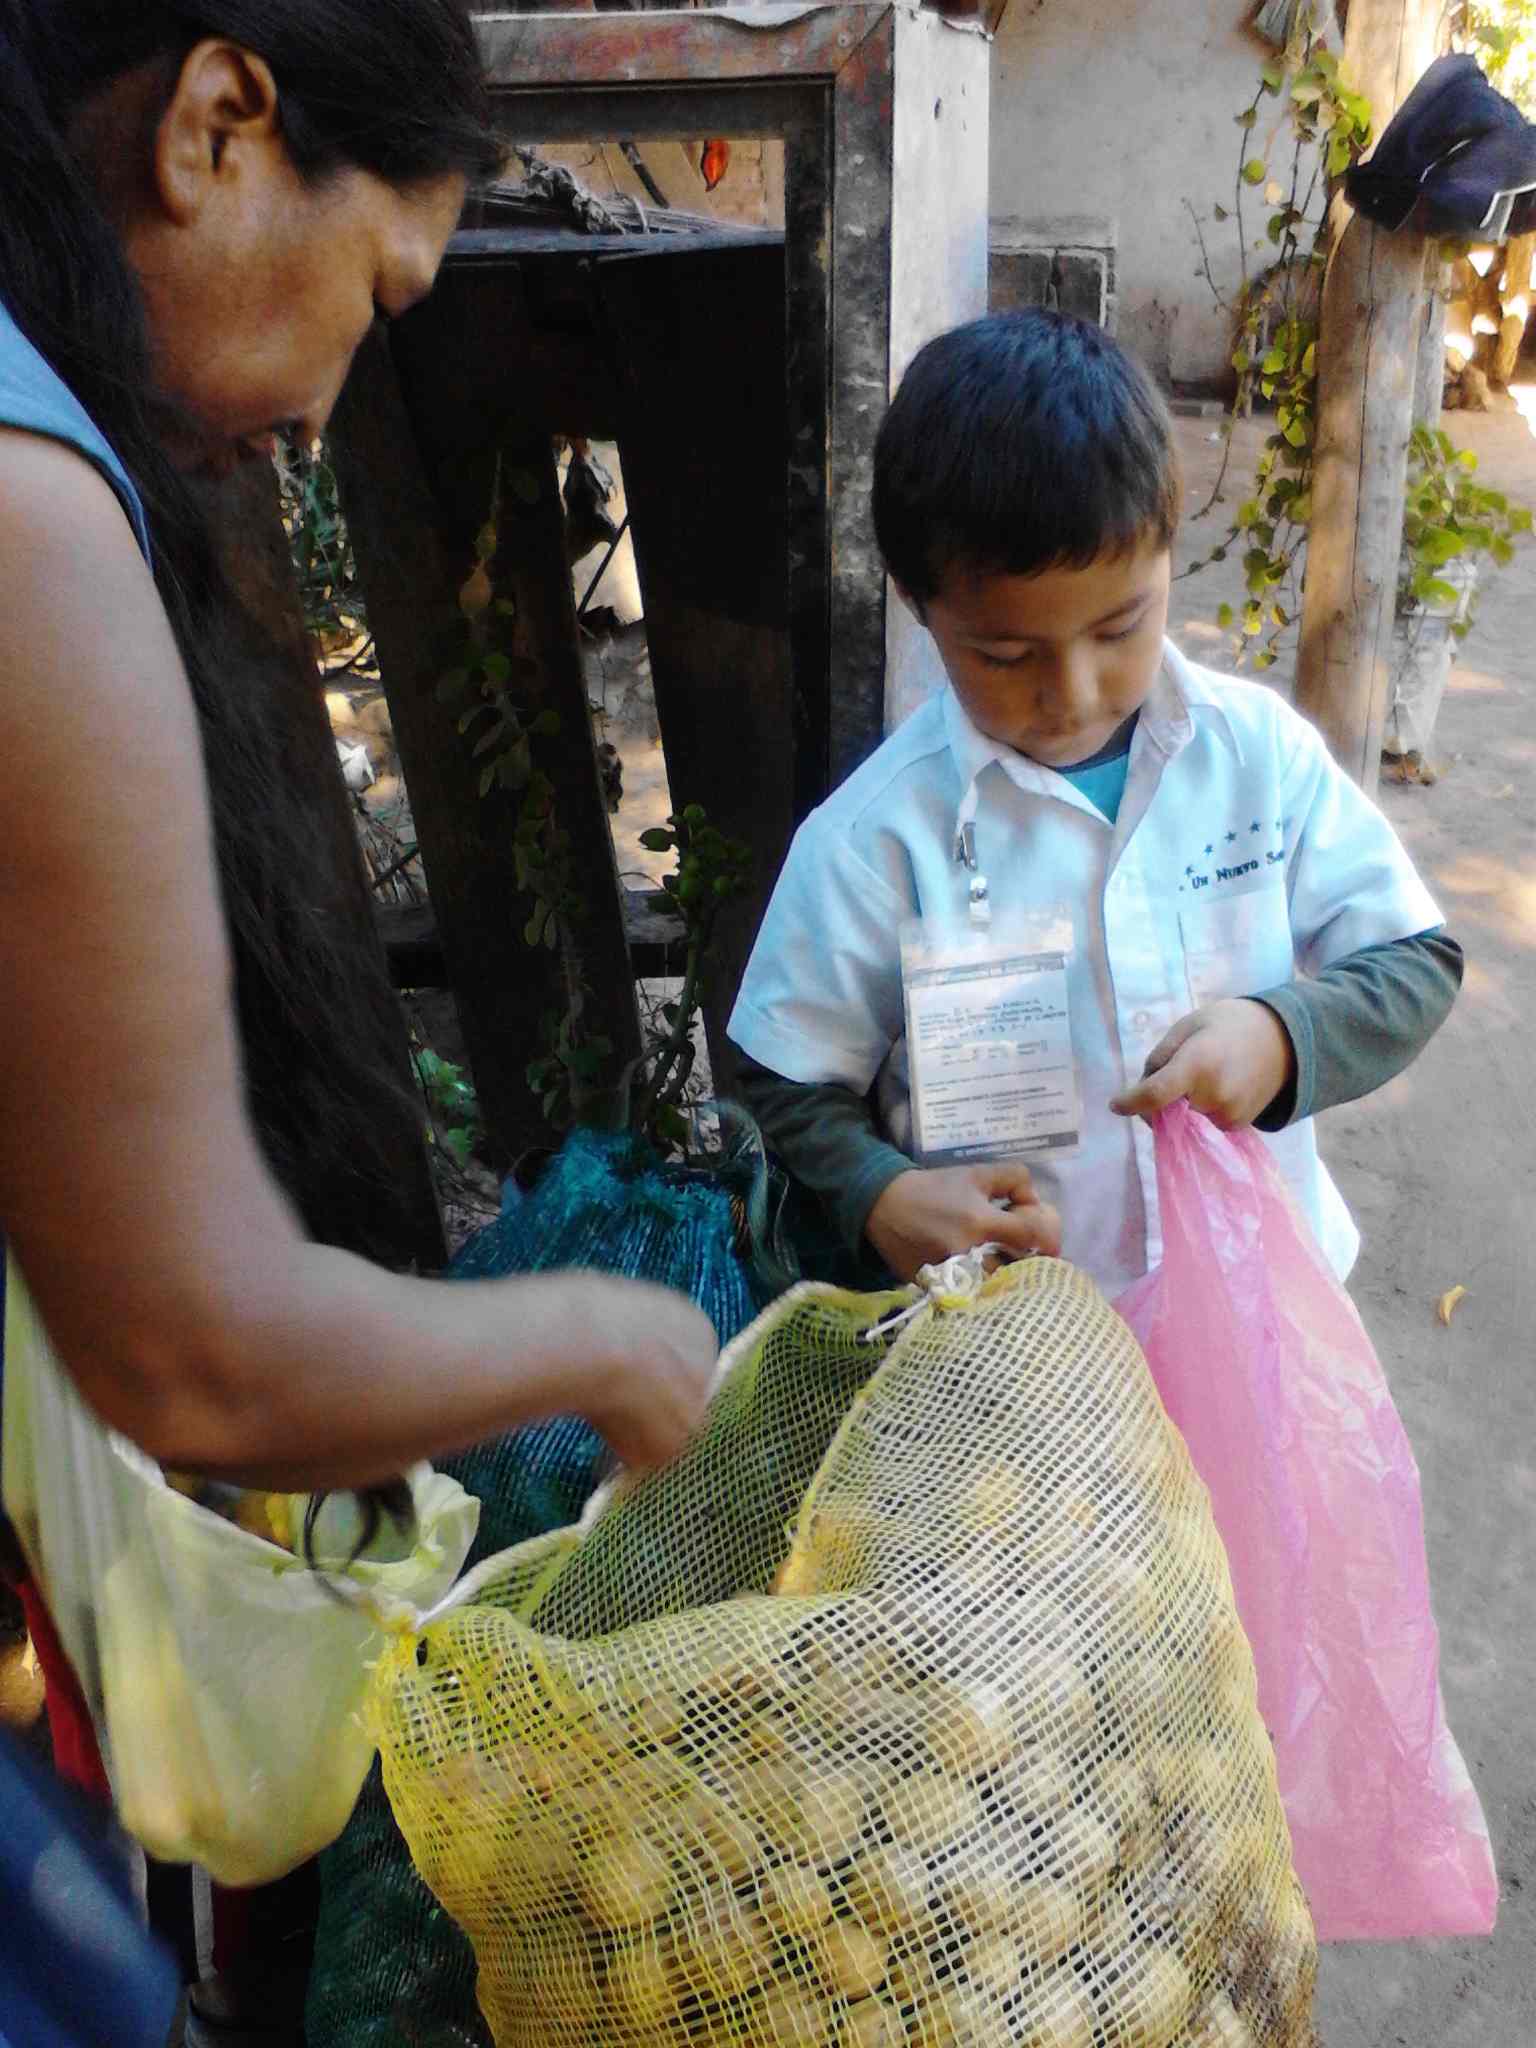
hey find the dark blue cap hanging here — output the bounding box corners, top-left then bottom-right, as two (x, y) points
(1346, 53), (1536, 243)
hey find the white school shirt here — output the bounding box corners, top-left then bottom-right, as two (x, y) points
(729, 641), (1441, 1294)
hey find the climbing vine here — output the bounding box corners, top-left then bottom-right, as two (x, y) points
(1398, 422), (1532, 635)
(1182, 17), (1372, 670)
(439, 459), (751, 1156)
(630, 808), (754, 1154)
(1184, 8), (1533, 667)
(435, 483), (615, 1134)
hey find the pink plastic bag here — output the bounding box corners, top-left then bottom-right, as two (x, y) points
(1115, 1102), (1498, 1942)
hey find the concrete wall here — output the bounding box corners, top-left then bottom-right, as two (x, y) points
(991, 0), (1303, 388)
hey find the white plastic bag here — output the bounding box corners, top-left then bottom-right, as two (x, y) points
(1, 1252), (480, 1885)
(1386, 560), (1477, 759)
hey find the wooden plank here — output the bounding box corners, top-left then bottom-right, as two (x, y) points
(590, 241), (798, 1088)
(402, 254), (626, 452)
(331, 329), (639, 1166)
(827, 6), (898, 782)
(486, 431), (645, 1118)
(377, 891), (689, 989)
(209, 459), (445, 1270)
(449, 226), (780, 260)
(1294, 0), (1445, 790)
(474, 5), (894, 93)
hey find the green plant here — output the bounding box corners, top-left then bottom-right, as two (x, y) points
(442, 459), (752, 1157)
(1184, 12), (1532, 671)
(1183, 12), (1373, 671)
(630, 808), (754, 1154)
(276, 439), (369, 656)
(413, 1045), (484, 1169)
(1455, 1), (1536, 114)
(434, 488), (617, 1134)
(1398, 423), (1534, 627)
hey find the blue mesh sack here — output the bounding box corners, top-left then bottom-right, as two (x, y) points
(306, 1126), (789, 2048)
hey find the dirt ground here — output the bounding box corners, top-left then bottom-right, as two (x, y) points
(1167, 398), (1536, 2048)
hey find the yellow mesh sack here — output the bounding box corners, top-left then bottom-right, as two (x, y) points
(368, 1258), (1317, 2048)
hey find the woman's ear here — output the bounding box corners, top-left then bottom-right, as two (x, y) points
(152, 40), (285, 226)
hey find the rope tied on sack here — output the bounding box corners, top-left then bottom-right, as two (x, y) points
(857, 1241), (1008, 1344)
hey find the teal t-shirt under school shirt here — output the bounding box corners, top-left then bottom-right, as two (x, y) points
(1055, 711), (1138, 823)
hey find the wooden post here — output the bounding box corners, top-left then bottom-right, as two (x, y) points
(330, 324), (641, 1168)
(1413, 256), (1449, 427)
(588, 242), (797, 1094)
(1294, 0), (1443, 791)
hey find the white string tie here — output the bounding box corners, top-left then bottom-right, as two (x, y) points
(858, 1242), (1006, 1344)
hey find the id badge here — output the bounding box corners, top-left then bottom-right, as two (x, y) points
(900, 906), (1082, 1166)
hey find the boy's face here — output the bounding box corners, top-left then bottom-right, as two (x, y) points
(914, 541), (1172, 767)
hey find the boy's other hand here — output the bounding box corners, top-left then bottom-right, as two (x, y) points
(866, 1164), (1062, 1284)
(1110, 998), (1296, 1128)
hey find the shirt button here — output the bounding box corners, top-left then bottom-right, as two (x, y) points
(1133, 1009), (1152, 1029)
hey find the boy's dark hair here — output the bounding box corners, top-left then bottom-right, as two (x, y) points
(872, 310), (1182, 607)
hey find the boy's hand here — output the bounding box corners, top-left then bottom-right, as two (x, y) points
(866, 1164), (1062, 1284)
(1110, 998), (1296, 1128)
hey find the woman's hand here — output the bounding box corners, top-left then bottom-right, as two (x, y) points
(1110, 998), (1296, 1128)
(561, 1277), (720, 1470)
(866, 1164), (1062, 1284)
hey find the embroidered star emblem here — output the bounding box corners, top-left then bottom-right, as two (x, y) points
(1204, 843), (1213, 856)
(1250, 820), (1262, 833)
(1225, 831), (1237, 843)
(1185, 864), (1195, 877)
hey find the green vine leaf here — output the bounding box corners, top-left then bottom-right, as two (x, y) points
(1417, 529), (1466, 567)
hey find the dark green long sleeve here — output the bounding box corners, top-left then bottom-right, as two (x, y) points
(1250, 928), (1463, 1131)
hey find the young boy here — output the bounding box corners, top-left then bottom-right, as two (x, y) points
(728, 311), (1461, 1293)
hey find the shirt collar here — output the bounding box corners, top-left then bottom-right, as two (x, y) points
(940, 636), (1246, 826)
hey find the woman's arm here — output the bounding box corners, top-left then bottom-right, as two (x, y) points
(0, 432), (714, 1486)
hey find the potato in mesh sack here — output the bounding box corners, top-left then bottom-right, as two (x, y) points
(367, 1256), (1318, 2048)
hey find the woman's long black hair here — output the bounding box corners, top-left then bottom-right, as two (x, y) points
(0, 5), (504, 1543)
(0, 3), (502, 1257)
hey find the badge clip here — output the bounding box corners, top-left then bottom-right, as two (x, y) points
(953, 821), (991, 928)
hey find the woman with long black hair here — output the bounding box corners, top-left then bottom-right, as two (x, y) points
(0, 7), (717, 2035)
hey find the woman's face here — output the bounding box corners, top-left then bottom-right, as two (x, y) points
(117, 42), (466, 474)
